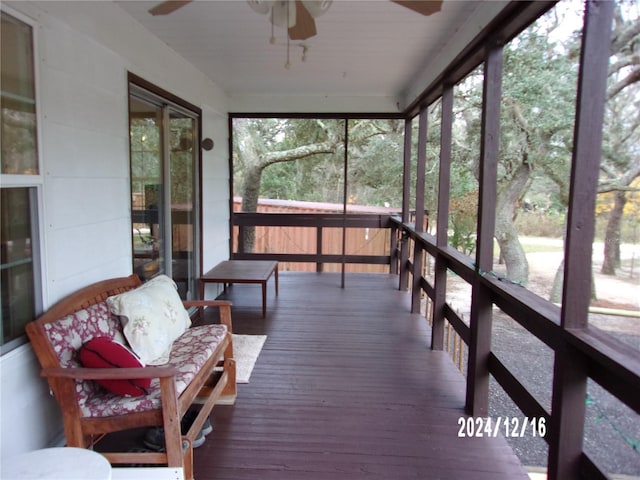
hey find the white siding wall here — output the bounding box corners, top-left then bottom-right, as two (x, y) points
(202, 106), (231, 272)
(1, 1), (230, 460)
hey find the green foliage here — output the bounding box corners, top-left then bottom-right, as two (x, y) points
(131, 116), (195, 204)
(449, 191), (478, 254)
(234, 118), (404, 207)
(515, 211), (566, 238)
(500, 13), (578, 208)
(347, 120), (404, 207)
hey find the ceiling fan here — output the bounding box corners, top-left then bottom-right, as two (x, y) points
(148, 1), (444, 41)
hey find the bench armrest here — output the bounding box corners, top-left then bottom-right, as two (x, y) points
(183, 300), (232, 309)
(41, 366), (178, 381)
(183, 300), (233, 333)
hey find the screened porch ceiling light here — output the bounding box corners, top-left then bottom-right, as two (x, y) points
(247, 0), (332, 41)
(247, 0), (331, 69)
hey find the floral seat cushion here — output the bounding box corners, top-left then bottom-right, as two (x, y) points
(43, 302), (123, 399)
(79, 324), (228, 417)
(43, 302), (122, 369)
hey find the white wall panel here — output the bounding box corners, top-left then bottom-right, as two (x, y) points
(40, 75), (124, 134)
(46, 218), (131, 282)
(46, 254), (133, 307)
(0, 346), (62, 459)
(201, 106), (231, 274)
(42, 124), (129, 179)
(1, 1), (232, 461)
(46, 178), (129, 229)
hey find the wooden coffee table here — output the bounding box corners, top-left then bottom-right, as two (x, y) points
(201, 260), (278, 318)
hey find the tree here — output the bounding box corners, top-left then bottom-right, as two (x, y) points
(487, 1), (640, 298)
(599, 3), (640, 274)
(547, 1), (640, 300)
(446, 12), (578, 286)
(448, 69), (482, 256)
(497, 10), (579, 287)
(346, 119), (404, 207)
(234, 118), (341, 251)
(233, 118), (404, 252)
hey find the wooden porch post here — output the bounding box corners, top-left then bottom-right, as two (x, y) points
(399, 118), (412, 290)
(389, 223), (398, 275)
(466, 42), (502, 415)
(431, 85), (454, 351)
(547, 2), (614, 478)
(341, 119), (348, 289)
(316, 226), (323, 272)
(411, 107), (428, 313)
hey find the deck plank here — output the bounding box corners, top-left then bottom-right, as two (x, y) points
(194, 272), (529, 480)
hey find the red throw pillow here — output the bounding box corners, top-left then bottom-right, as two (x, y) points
(79, 336), (151, 396)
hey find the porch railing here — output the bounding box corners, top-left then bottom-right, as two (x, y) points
(394, 217), (640, 480)
(231, 210), (639, 479)
(232, 212), (400, 273)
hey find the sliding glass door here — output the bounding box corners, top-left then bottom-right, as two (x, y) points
(168, 110), (197, 299)
(129, 81), (199, 300)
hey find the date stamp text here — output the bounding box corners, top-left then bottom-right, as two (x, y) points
(457, 416), (547, 438)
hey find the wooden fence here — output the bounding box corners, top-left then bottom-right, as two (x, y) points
(232, 198), (400, 272)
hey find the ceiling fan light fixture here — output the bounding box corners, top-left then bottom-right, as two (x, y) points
(244, 0), (332, 69)
(247, 0), (329, 38)
(247, 0), (273, 15)
(270, 1), (296, 28)
(300, 0), (332, 18)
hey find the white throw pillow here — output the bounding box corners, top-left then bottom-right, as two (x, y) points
(106, 275), (191, 365)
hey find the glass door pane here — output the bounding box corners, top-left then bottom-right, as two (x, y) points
(130, 96), (165, 281)
(169, 111), (197, 300)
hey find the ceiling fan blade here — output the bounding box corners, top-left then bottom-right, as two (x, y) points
(148, 0), (192, 16)
(289, 0), (317, 40)
(391, 0), (443, 16)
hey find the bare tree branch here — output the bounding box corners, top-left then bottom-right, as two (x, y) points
(608, 67), (640, 99)
(610, 20), (640, 55)
(609, 53), (640, 76)
(598, 157), (640, 193)
(261, 142), (337, 167)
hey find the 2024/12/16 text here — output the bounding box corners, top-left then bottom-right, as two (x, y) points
(457, 416), (547, 438)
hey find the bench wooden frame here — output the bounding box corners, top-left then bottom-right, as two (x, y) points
(25, 274), (237, 480)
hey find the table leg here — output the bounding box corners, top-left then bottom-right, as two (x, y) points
(275, 264), (279, 296)
(262, 281), (267, 318)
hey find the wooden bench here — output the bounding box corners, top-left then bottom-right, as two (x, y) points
(25, 274), (236, 480)
(201, 260), (278, 318)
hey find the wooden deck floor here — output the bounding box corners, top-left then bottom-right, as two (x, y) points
(194, 272), (529, 480)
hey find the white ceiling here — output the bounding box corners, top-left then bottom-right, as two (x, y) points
(115, 0), (509, 109)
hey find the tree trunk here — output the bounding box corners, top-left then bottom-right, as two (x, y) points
(549, 260), (564, 304)
(234, 119), (340, 252)
(549, 259), (598, 303)
(494, 162), (531, 285)
(239, 166), (264, 253)
(495, 221), (529, 285)
(601, 191), (627, 275)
